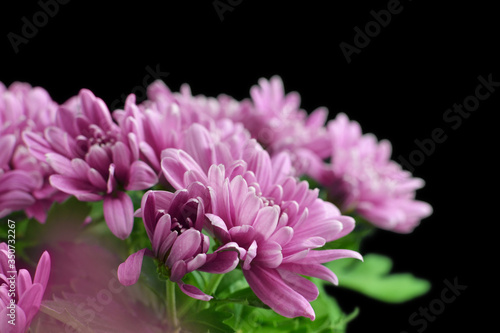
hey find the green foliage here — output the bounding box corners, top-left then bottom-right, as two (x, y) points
(326, 253), (431, 303)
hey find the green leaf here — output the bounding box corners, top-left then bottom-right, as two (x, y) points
(326, 253), (431, 303)
(181, 309), (234, 333)
(215, 287), (270, 309)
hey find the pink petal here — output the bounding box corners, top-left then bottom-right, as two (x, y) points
(103, 192), (134, 239)
(166, 229), (202, 267)
(254, 241), (283, 268)
(278, 270), (319, 302)
(178, 281), (213, 301)
(17, 283), (44, 324)
(0, 305), (26, 333)
(126, 160), (158, 191)
(0, 134), (15, 167)
(152, 214), (174, 257)
(0, 190), (35, 211)
(22, 131), (53, 161)
(161, 149), (207, 190)
(17, 269), (33, 299)
(34, 251), (51, 289)
(199, 242), (244, 274)
(0, 170), (40, 193)
(49, 174), (96, 195)
(280, 263), (339, 285)
(111, 141), (132, 182)
(204, 214), (230, 244)
(45, 152), (71, 175)
(252, 206), (279, 240)
(86, 145), (111, 176)
(295, 249), (363, 265)
(117, 248), (147, 286)
(243, 265), (315, 320)
(183, 124), (216, 173)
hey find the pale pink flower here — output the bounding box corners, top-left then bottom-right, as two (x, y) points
(112, 86), (251, 176)
(0, 82), (66, 222)
(31, 241), (165, 333)
(0, 243), (51, 333)
(314, 113), (433, 233)
(245, 76), (332, 176)
(23, 89), (158, 239)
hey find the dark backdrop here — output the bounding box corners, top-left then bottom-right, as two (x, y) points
(1, 1), (497, 332)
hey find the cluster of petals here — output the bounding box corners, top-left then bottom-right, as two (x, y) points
(243, 76), (332, 176)
(0, 82), (67, 222)
(118, 182), (244, 301)
(23, 89), (158, 239)
(158, 124), (362, 319)
(313, 113), (433, 233)
(0, 243), (51, 333)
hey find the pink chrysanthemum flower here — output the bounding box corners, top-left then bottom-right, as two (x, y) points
(118, 184), (243, 301)
(23, 89), (158, 239)
(314, 113), (433, 233)
(160, 127), (362, 319)
(0, 243), (51, 332)
(112, 87), (251, 178)
(0, 82), (67, 222)
(244, 76), (332, 176)
(145, 79), (251, 125)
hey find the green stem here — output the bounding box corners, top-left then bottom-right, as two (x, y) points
(199, 274), (225, 310)
(166, 280), (179, 330)
(205, 273), (225, 296)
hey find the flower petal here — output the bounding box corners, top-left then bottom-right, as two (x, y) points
(178, 281), (213, 301)
(117, 248), (147, 286)
(125, 160), (158, 191)
(103, 192), (134, 239)
(244, 265), (315, 320)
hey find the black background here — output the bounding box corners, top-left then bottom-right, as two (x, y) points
(1, 1), (498, 332)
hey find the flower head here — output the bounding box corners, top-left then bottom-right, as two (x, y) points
(161, 128), (362, 319)
(315, 113), (433, 232)
(0, 243), (51, 333)
(118, 183), (243, 301)
(23, 89), (158, 238)
(0, 82), (66, 222)
(245, 76), (332, 176)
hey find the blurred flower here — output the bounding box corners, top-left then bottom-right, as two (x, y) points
(0, 82), (67, 222)
(314, 113), (433, 233)
(30, 241), (165, 333)
(0, 243), (51, 333)
(245, 76), (331, 176)
(23, 89), (158, 239)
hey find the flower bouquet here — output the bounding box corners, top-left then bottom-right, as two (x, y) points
(1, 76), (432, 332)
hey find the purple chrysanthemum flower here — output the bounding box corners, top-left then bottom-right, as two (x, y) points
(0, 82), (67, 222)
(313, 113), (433, 233)
(160, 127), (362, 319)
(23, 89), (158, 239)
(0, 243), (51, 332)
(117, 183), (243, 301)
